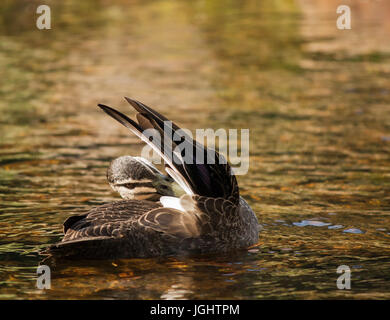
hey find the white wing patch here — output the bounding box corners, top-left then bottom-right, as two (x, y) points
(160, 196), (185, 211)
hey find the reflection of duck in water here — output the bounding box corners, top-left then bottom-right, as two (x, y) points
(42, 98), (260, 259)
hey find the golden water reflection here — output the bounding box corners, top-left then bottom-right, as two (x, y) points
(0, 0), (389, 299)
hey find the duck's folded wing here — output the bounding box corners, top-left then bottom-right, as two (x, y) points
(40, 200), (159, 258)
(60, 200), (160, 240)
(41, 201), (211, 259)
(62, 200), (160, 234)
(62, 205), (209, 243)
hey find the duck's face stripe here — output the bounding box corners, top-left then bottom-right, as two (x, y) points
(114, 178), (153, 185)
(110, 179), (158, 200)
(118, 181), (155, 189)
(130, 186), (158, 195)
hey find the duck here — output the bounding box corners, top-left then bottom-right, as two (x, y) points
(42, 97), (260, 259)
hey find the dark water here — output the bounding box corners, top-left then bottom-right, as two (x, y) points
(1, 0), (390, 299)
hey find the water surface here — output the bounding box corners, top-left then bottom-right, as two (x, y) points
(0, 0), (390, 299)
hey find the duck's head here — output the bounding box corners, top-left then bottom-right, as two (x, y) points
(107, 156), (184, 201)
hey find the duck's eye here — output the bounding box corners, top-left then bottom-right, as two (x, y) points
(161, 185), (168, 190)
(124, 183), (136, 189)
